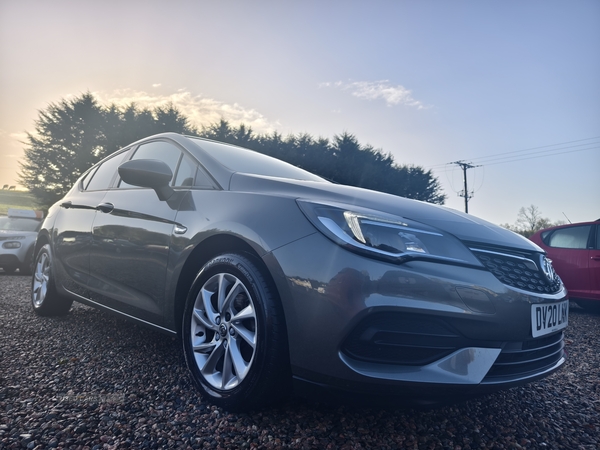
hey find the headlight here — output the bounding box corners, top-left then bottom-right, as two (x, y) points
(297, 200), (481, 266)
(2, 241), (22, 249)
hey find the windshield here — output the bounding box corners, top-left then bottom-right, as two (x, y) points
(191, 138), (325, 182)
(0, 217), (41, 232)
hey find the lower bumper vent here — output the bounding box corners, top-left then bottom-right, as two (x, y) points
(483, 332), (565, 383)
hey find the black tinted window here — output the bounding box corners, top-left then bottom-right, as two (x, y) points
(547, 225), (592, 249)
(86, 152), (128, 191)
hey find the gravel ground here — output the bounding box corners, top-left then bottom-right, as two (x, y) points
(0, 273), (598, 450)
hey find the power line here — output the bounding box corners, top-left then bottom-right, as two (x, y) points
(438, 137), (598, 215)
(480, 145), (600, 167)
(466, 136), (600, 164)
(436, 144), (599, 173)
(428, 136), (600, 170)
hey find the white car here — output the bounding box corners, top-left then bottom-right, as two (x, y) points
(0, 209), (43, 274)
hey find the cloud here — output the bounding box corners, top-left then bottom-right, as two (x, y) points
(92, 88), (280, 134)
(0, 131), (28, 150)
(10, 132), (27, 141)
(152, 83), (161, 88)
(321, 80), (429, 109)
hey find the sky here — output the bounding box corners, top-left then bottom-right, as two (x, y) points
(1, 0), (598, 226)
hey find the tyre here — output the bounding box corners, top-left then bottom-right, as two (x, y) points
(182, 253), (290, 411)
(31, 244), (73, 316)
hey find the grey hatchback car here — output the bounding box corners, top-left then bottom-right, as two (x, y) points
(31, 133), (568, 410)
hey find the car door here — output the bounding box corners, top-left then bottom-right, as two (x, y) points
(88, 139), (195, 325)
(52, 150), (130, 298)
(589, 224), (600, 299)
(544, 224), (593, 299)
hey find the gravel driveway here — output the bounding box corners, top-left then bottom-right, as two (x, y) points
(1, 273), (598, 449)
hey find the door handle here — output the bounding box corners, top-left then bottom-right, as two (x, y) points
(591, 255), (600, 261)
(96, 202), (114, 214)
(60, 201), (72, 209)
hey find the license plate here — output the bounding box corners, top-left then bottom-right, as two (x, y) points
(531, 301), (569, 338)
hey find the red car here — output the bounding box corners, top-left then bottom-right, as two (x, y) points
(530, 220), (600, 312)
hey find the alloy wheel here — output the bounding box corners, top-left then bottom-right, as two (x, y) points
(32, 251), (50, 307)
(190, 272), (257, 391)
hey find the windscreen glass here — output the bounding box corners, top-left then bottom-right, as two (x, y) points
(190, 138), (325, 182)
(0, 217), (41, 232)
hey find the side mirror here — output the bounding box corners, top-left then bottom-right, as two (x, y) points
(118, 159), (174, 201)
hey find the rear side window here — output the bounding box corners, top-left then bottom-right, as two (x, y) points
(547, 225), (592, 249)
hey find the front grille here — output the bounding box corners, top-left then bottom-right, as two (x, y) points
(471, 248), (562, 294)
(342, 313), (468, 366)
(483, 332), (565, 383)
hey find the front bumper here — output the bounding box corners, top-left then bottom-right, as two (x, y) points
(266, 232), (567, 396)
(0, 234), (36, 269)
(0, 245), (31, 268)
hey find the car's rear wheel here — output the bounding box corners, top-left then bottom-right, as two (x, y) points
(31, 244), (73, 316)
(182, 253), (290, 411)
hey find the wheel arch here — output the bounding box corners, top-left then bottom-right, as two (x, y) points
(33, 231), (51, 259)
(172, 234), (287, 338)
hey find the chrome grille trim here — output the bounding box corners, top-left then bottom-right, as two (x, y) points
(470, 247), (562, 295)
(469, 247), (539, 270)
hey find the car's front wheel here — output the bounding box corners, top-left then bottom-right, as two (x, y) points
(182, 253), (290, 411)
(31, 244), (73, 316)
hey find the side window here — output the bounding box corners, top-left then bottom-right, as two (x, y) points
(547, 225), (592, 249)
(174, 155), (197, 187)
(86, 152), (128, 191)
(595, 225), (600, 250)
(120, 141), (182, 189)
(80, 166), (98, 190)
(194, 167), (215, 188)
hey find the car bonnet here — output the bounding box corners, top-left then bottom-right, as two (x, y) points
(229, 173), (542, 252)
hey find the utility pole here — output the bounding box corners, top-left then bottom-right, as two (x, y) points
(450, 161), (481, 214)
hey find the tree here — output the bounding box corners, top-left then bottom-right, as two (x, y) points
(19, 93), (197, 208)
(200, 118), (239, 144)
(20, 94), (446, 208)
(501, 205), (564, 237)
(19, 93), (107, 208)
